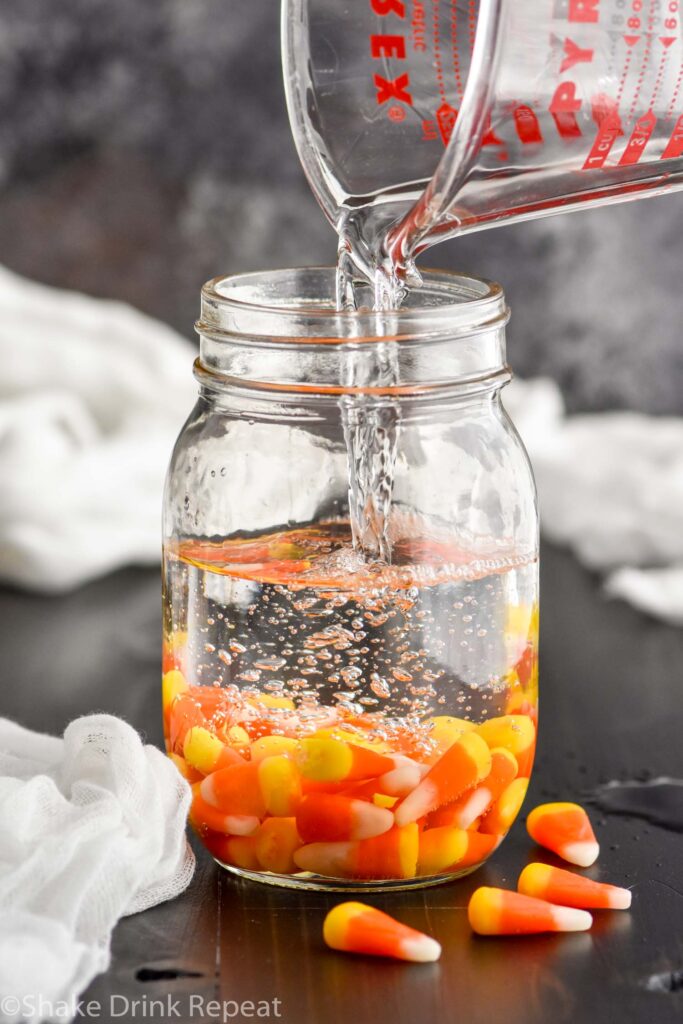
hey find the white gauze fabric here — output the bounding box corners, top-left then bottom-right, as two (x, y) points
(504, 378), (683, 625)
(0, 264), (196, 592)
(0, 715), (195, 1024)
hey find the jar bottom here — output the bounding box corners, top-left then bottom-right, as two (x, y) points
(213, 860), (483, 892)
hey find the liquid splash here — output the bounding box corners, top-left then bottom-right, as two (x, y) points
(588, 778), (683, 833)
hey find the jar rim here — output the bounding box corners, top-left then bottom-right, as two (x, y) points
(198, 266), (508, 345)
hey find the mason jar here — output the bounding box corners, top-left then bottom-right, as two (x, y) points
(162, 267), (538, 891)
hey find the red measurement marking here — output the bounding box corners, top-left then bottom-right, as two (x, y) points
(432, 0), (447, 102)
(481, 113), (504, 147)
(649, 39), (673, 109)
(666, 64), (683, 119)
(619, 108), (657, 164)
(514, 105), (543, 144)
(449, 0), (463, 95)
(436, 102), (458, 145)
(627, 2), (656, 120)
(550, 82), (582, 138)
(661, 113), (683, 158)
(617, 47), (634, 104)
(468, 0), (476, 50)
(583, 111), (623, 168)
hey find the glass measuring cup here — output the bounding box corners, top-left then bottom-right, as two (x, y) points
(283, 0), (683, 302)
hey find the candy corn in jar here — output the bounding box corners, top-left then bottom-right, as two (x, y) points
(162, 269), (539, 890)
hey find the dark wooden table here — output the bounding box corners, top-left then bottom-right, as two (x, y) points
(3, 544), (683, 1024)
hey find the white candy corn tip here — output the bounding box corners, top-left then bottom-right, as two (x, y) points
(353, 803), (395, 840)
(608, 887), (632, 910)
(225, 815), (260, 836)
(561, 840), (600, 868)
(550, 906), (593, 932)
(458, 788), (493, 828)
(380, 761), (422, 796)
(400, 935), (442, 963)
(394, 780), (437, 827)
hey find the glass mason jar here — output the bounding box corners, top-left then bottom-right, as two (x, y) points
(162, 268), (538, 891)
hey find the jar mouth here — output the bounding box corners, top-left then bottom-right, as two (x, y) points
(198, 267), (508, 344)
(196, 267), (510, 395)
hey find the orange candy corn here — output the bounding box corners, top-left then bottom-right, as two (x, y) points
(297, 737), (395, 783)
(254, 817), (301, 874)
(169, 753), (203, 784)
(183, 726), (245, 775)
(258, 755), (302, 816)
(468, 887), (592, 936)
(203, 832), (260, 870)
(526, 802), (600, 867)
(162, 669), (189, 737)
(296, 792), (393, 843)
(189, 787), (260, 837)
(294, 823), (419, 880)
(417, 827), (468, 875)
(323, 902), (441, 962)
(375, 755), (426, 797)
(476, 715), (536, 777)
(168, 693), (206, 754)
(394, 732), (492, 826)
(518, 863), (632, 910)
(417, 827), (501, 876)
(428, 748), (518, 830)
(479, 777), (529, 836)
(200, 762), (266, 818)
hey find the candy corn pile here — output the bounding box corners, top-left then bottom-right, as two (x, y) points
(322, 802), (632, 960)
(164, 669), (537, 882)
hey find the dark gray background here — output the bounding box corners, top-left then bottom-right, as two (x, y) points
(1, 0), (681, 413)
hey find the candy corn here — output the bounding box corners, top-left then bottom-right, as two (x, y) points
(162, 669), (189, 736)
(417, 827), (501, 876)
(168, 693), (205, 754)
(294, 824), (419, 880)
(518, 863), (631, 910)
(258, 755), (302, 816)
(428, 748), (518, 829)
(297, 737), (394, 783)
(526, 802), (599, 867)
(417, 827), (468, 876)
(203, 833), (260, 870)
(169, 753), (203, 784)
(254, 817), (301, 874)
(323, 902), (441, 962)
(476, 715), (536, 777)
(296, 792), (394, 843)
(250, 736), (299, 762)
(479, 777), (529, 835)
(424, 716), (476, 760)
(376, 755), (426, 797)
(200, 762), (266, 818)
(468, 887), (592, 936)
(190, 787), (260, 837)
(183, 726), (245, 775)
(394, 732), (492, 826)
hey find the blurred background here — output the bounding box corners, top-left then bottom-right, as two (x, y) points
(1, 0), (682, 415)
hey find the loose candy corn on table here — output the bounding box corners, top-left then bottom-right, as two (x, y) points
(4, 544), (683, 1024)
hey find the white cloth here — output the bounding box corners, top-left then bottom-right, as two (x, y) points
(505, 378), (683, 625)
(0, 264), (195, 592)
(0, 715), (195, 1024)
(0, 264), (681, 623)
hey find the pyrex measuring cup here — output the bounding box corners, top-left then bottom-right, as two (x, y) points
(283, 0), (683, 301)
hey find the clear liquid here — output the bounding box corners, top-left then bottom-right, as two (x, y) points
(164, 522), (538, 747)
